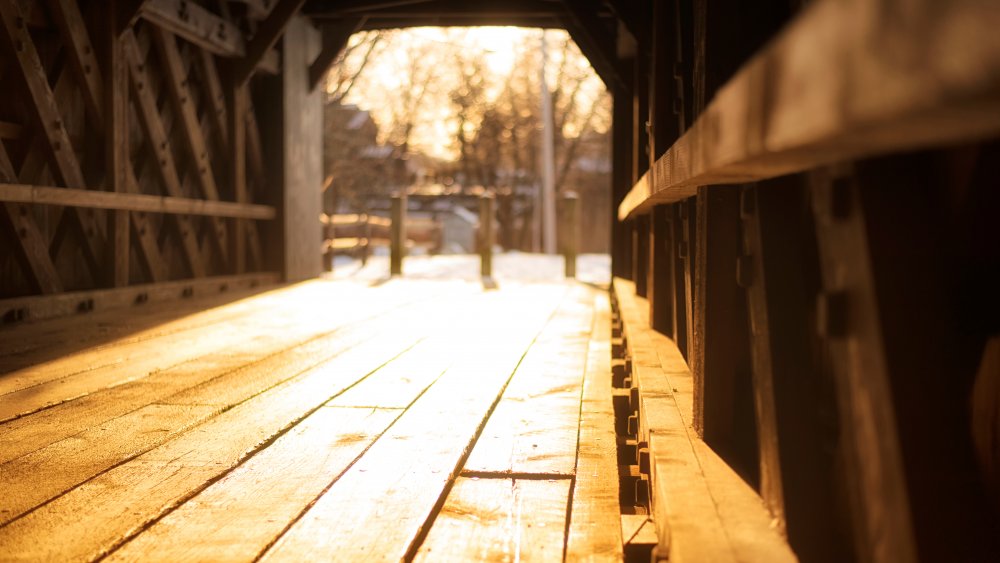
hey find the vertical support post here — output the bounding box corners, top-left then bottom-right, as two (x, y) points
(106, 0), (129, 287)
(633, 215), (649, 297)
(480, 192), (495, 279)
(228, 82), (248, 274)
(390, 193), (406, 276)
(648, 205), (674, 335)
(563, 191), (578, 279)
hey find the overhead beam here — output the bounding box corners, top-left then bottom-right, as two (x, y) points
(618, 0), (1000, 219)
(236, 0), (307, 85)
(558, 0), (626, 90)
(309, 18), (364, 91)
(141, 0), (245, 56)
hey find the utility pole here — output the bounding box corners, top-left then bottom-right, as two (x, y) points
(540, 30), (557, 254)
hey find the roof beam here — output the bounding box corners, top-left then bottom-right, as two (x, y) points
(559, 0), (625, 89)
(309, 18), (364, 90)
(236, 0), (308, 85)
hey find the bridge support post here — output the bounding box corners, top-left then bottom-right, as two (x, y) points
(390, 194), (406, 276)
(562, 191), (578, 279)
(479, 193), (495, 280)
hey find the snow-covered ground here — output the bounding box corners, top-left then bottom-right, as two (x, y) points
(325, 252), (611, 286)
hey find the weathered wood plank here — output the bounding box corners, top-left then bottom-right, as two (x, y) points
(0, 278), (446, 421)
(0, 315), (429, 558)
(259, 286), (567, 562)
(141, 0), (245, 57)
(463, 285), (594, 476)
(104, 407), (400, 562)
(413, 478), (571, 562)
(328, 337), (452, 408)
(613, 278), (797, 563)
(0, 182), (277, 219)
(619, 0), (1000, 218)
(566, 293), (624, 562)
(0, 403), (218, 524)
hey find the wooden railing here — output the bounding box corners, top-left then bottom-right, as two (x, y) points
(321, 210), (442, 270)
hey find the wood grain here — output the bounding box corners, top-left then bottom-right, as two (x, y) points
(566, 294), (624, 561)
(413, 478), (571, 562)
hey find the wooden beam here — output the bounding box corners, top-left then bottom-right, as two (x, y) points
(0, 0), (107, 277)
(0, 141), (62, 294)
(141, 0), (245, 57)
(150, 26), (230, 265)
(227, 83), (248, 273)
(120, 0), (151, 31)
(235, 0), (307, 85)
(618, 0), (1000, 219)
(106, 0), (130, 287)
(45, 0), (104, 129)
(558, 0), (626, 90)
(0, 272), (278, 324)
(309, 19), (364, 91)
(123, 29), (207, 277)
(0, 183), (277, 219)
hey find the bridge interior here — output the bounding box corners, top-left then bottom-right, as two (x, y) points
(2, 0), (1000, 562)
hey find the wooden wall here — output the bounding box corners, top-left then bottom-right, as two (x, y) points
(0, 0), (325, 321)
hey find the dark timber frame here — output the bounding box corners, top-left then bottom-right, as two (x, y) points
(3, 1), (1000, 561)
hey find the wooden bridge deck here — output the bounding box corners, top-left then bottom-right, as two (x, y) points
(0, 274), (622, 561)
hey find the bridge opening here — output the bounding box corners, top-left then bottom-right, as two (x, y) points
(319, 27), (612, 281)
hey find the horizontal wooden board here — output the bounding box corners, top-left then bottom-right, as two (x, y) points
(413, 477), (571, 562)
(613, 279), (797, 563)
(0, 182), (276, 219)
(566, 294), (624, 562)
(259, 286), (567, 562)
(463, 286), (594, 476)
(104, 407), (400, 562)
(619, 0), (1000, 219)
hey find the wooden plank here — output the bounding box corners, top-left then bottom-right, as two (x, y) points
(103, 408), (400, 562)
(227, 82), (248, 273)
(192, 47), (228, 151)
(328, 337), (452, 408)
(0, 320), (427, 560)
(463, 285), (594, 477)
(235, 0), (308, 85)
(0, 182), (276, 219)
(124, 168), (168, 283)
(619, 0), (1000, 219)
(413, 478), (571, 562)
(0, 120), (24, 139)
(141, 0), (245, 57)
(259, 286), (567, 562)
(612, 279), (797, 563)
(0, 403), (219, 524)
(0, 272), (276, 327)
(566, 293), (624, 562)
(106, 0), (131, 288)
(0, 277), (446, 421)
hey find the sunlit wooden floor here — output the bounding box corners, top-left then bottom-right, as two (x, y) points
(0, 261), (622, 561)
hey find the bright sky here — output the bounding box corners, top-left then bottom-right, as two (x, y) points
(330, 27), (606, 161)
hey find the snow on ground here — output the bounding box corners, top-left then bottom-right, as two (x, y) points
(325, 252), (611, 287)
